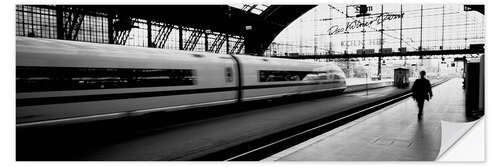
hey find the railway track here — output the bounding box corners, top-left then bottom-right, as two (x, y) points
(17, 79), (449, 161)
(195, 78), (450, 161)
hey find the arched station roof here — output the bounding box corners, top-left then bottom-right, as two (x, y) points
(72, 5), (317, 55)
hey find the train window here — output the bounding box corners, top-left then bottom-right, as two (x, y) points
(333, 74), (342, 80)
(317, 73), (328, 80)
(225, 67), (233, 83)
(258, 70), (328, 82)
(16, 66), (196, 92)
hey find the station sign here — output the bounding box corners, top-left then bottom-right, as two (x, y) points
(327, 4), (404, 35)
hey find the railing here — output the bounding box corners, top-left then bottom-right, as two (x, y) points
(270, 48), (484, 59)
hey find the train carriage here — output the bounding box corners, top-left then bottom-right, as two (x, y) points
(16, 37), (347, 127)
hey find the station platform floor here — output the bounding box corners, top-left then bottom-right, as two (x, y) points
(265, 78), (469, 161)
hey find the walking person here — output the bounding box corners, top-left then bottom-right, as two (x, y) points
(411, 71), (433, 119)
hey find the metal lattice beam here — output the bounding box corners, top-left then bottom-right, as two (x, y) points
(229, 38), (244, 54)
(112, 17), (137, 45)
(214, 35), (227, 53)
(273, 48), (485, 59)
(208, 33), (224, 52)
(152, 24), (173, 48)
(183, 29), (204, 51)
(62, 8), (85, 40)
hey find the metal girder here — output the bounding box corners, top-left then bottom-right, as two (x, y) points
(208, 33), (226, 53)
(236, 43), (244, 54)
(113, 30), (131, 45)
(112, 17), (137, 45)
(229, 38), (244, 54)
(60, 5), (316, 55)
(273, 48), (485, 59)
(214, 35), (227, 53)
(152, 24), (173, 48)
(62, 8), (85, 40)
(183, 29), (204, 51)
(244, 5), (316, 55)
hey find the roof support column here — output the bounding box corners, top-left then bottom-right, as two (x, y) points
(178, 26), (183, 50)
(204, 31), (208, 51)
(243, 27), (264, 56)
(147, 19), (152, 47)
(56, 6), (64, 40)
(226, 33), (229, 53)
(107, 11), (114, 44)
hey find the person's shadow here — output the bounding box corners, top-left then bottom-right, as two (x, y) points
(407, 121), (440, 160)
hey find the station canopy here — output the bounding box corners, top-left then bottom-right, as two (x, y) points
(75, 5), (316, 54)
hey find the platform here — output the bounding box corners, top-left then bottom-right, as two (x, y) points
(265, 78), (469, 161)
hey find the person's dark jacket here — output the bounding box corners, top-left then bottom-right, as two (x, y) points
(411, 78), (433, 101)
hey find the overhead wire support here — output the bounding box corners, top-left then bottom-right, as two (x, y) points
(465, 9), (468, 49)
(400, 4), (406, 67)
(378, 4), (384, 80)
(419, 4), (423, 52)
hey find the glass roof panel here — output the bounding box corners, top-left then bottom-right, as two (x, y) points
(228, 4), (270, 15)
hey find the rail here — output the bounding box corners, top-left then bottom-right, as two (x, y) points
(195, 78), (450, 161)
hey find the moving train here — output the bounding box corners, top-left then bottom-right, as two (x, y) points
(16, 37), (347, 127)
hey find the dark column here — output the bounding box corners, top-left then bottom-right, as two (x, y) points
(107, 11), (114, 44)
(204, 31), (208, 51)
(56, 5), (64, 40)
(147, 19), (152, 47)
(178, 26), (183, 50)
(226, 33), (229, 53)
(243, 25), (265, 56)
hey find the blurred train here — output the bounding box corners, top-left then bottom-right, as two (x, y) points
(16, 37), (347, 127)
